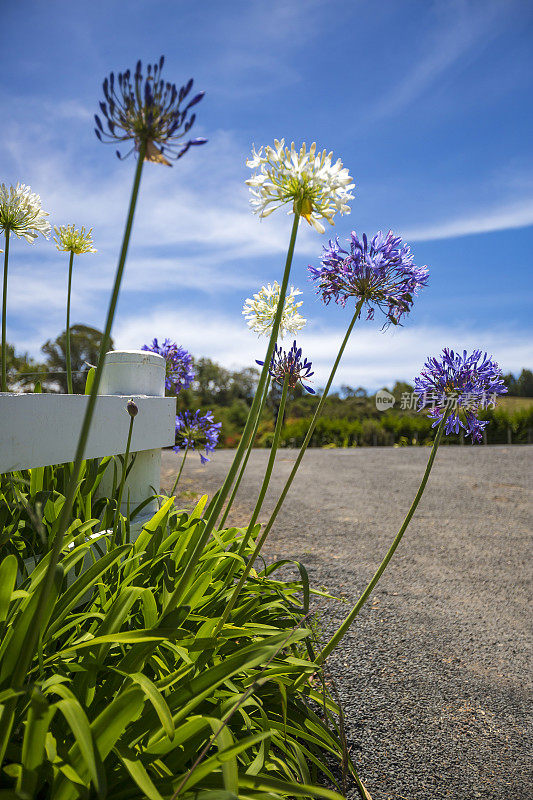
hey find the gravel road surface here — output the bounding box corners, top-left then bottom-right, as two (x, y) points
(161, 445), (532, 800)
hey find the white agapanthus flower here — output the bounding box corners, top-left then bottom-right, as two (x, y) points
(0, 183), (51, 243)
(243, 281), (307, 338)
(246, 140), (354, 234)
(53, 224), (97, 255)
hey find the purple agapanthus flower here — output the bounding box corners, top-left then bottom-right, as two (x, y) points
(142, 338), (195, 394)
(414, 348), (507, 442)
(175, 409), (221, 464)
(257, 340), (315, 394)
(95, 57), (207, 163)
(309, 230), (428, 326)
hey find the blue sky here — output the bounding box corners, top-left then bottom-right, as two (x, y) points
(2, 0), (532, 389)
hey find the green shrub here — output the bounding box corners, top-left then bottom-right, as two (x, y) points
(278, 404), (533, 448)
(0, 494), (354, 799)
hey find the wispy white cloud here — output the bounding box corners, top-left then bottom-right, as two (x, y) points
(2, 48), (531, 373)
(1, 117), (325, 340)
(3, 113), (321, 258)
(110, 305), (529, 389)
(198, 0), (324, 97)
(403, 197), (533, 241)
(369, 0), (511, 121)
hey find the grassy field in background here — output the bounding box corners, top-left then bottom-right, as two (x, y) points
(498, 396), (533, 411)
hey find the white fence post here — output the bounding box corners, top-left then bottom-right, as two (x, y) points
(97, 350), (169, 521)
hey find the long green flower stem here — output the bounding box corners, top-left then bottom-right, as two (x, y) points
(217, 375), (289, 631)
(1, 230), (10, 392)
(112, 413), (135, 544)
(0, 141), (147, 761)
(65, 250), (75, 394)
(238, 298), (365, 576)
(316, 414), (448, 667)
(161, 214), (301, 618)
(218, 375), (271, 530)
(170, 443), (190, 496)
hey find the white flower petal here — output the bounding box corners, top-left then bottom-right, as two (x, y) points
(245, 140), (354, 230)
(242, 281), (307, 339)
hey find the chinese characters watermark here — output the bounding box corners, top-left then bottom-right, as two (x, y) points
(375, 390), (499, 412)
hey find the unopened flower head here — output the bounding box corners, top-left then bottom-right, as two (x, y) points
(142, 338), (195, 394)
(95, 56), (207, 164)
(174, 409), (221, 464)
(126, 399), (138, 418)
(242, 281), (306, 339)
(0, 183), (51, 243)
(53, 224), (97, 255)
(246, 139), (354, 233)
(309, 230), (428, 326)
(256, 340), (315, 394)
(414, 348), (507, 442)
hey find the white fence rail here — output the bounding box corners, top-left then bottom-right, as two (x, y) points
(0, 350), (175, 518)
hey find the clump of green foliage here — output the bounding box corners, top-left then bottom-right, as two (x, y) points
(0, 482), (360, 799)
(276, 403), (533, 447)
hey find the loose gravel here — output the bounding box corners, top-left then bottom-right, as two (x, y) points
(161, 445), (533, 800)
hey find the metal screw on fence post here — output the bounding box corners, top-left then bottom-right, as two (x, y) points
(97, 350), (166, 525)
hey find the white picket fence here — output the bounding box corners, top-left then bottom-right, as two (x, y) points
(0, 350), (176, 520)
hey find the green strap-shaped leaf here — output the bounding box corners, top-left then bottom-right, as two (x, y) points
(187, 793), (237, 800)
(0, 564), (63, 684)
(140, 588), (158, 628)
(46, 544), (132, 636)
(141, 631), (308, 748)
(0, 555), (17, 627)
(205, 716), (238, 794)
(239, 773), (346, 800)
(273, 733), (338, 788)
(261, 559), (310, 613)
(0, 688), (24, 704)
(29, 465), (44, 497)
(17, 689), (56, 797)
(53, 687), (145, 800)
(44, 628), (177, 664)
(146, 715), (210, 757)
(84, 367), (95, 395)
(174, 731), (270, 794)
(181, 569), (213, 610)
(111, 669), (174, 741)
(114, 743), (165, 800)
(141, 496), (175, 533)
(49, 685), (106, 799)
(189, 493), (208, 520)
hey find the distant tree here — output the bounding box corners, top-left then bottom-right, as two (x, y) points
(339, 385), (368, 399)
(517, 369), (533, 397)
(392, 380), (414, 398)
(504, 370), (533, 396)
(339, 385), (355, 399)
(192, 358), (232, 405)
(226, 399), (250, 428)
(229, 366), (259, 404)
(189, 358), (259, 407)
(0, 343), (47, 391)
(503, 373), (520, 395)
(41, 325), (114, 393)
